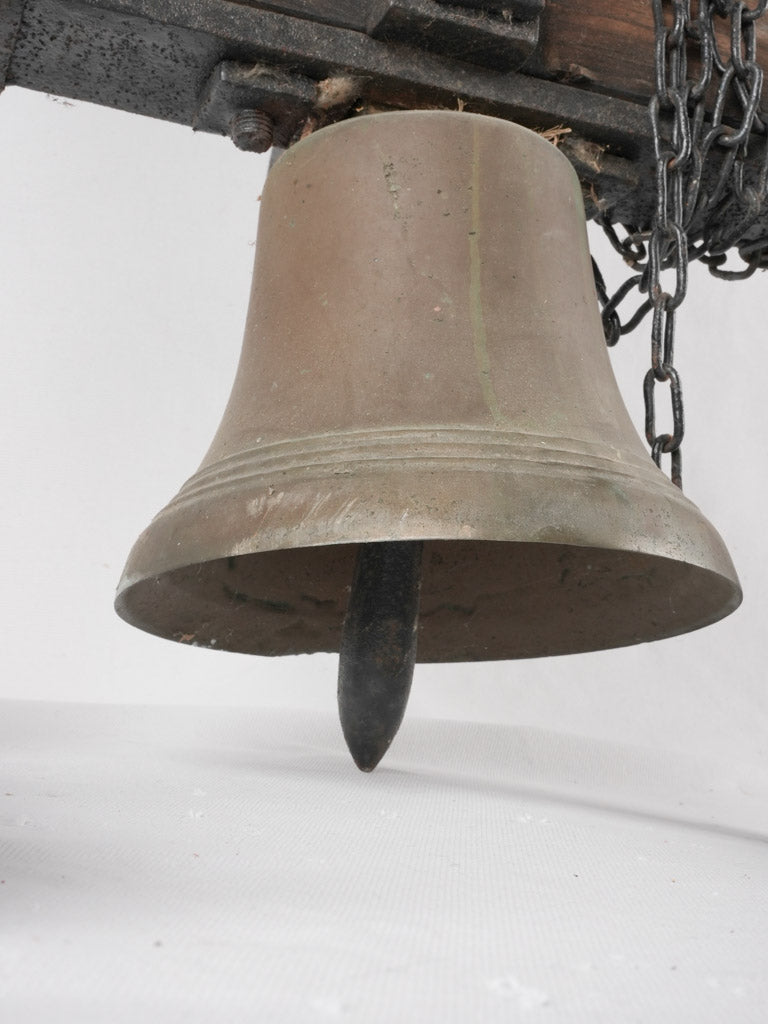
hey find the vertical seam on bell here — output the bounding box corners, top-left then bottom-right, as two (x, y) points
(469, 120), (504, 427)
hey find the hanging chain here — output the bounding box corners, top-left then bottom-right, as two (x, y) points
(594, 0), (768, 488)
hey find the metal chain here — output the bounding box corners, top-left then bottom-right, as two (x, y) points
(645, 0), (690, 487)
(594, 0), (768, 488)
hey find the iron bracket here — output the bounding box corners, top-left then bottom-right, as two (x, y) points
(433, 0), (544, 14)
(368, 0), (541, 71)
(195, 61), (317, 148)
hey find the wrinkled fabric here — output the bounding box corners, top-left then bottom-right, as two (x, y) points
(1, 701), (766, 1023)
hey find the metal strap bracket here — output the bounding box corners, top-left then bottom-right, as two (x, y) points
(195, 61), (318, 149)
(367, 0), (542, 70)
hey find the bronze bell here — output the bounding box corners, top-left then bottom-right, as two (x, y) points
(116, 111), (741, 768)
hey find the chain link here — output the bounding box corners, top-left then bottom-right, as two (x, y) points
(594, 0), (768, 488)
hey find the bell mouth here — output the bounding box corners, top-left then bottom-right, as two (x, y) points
(115, 538), (741, 662)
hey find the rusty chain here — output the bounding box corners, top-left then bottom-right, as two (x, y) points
(594, 0), (768, 488)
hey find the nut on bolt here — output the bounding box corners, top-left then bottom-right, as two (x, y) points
(229, 109), (274, 153)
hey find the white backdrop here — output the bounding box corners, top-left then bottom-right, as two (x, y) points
(1, 85), (766, 769)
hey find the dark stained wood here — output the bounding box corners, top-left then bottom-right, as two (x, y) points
(536, 0), (656, 102)
(537, 0), (768, 106)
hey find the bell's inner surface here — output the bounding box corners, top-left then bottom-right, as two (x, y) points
(122, 541), (737, 661)
(115, 111), (741, 660)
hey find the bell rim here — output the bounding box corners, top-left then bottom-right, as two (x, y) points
(116, 450), (741, 658)
(115, 536), (741, 662)
(116, 432), (740, 593)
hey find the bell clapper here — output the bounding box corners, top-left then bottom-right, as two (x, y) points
(337, 540), (424, 772)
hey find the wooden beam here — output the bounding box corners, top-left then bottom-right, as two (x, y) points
(537, 0), (768, 107)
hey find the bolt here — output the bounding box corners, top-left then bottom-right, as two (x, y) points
(229, 109), (274, 153)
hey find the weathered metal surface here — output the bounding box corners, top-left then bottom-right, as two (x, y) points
(7, 0), (221, 126)
(368, 0), (540, 71)
(338, 541), (423, 772)
(435, 0), (544, 16)
(228, 107), (274, 151)
(195, 61), (316, 146)
(229, 1), (370, 32)
(115, 111), (741, 661)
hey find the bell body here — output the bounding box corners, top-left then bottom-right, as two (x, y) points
(116, 111), (740, 660)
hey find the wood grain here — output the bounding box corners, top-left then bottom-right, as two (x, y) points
(537, 0), (768, 107)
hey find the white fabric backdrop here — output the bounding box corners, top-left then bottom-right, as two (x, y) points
(3, 701), (767, 1023)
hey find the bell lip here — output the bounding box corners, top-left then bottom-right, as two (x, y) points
(115, 421), (741, 592)
(115, 456), (741, 606)
(115, 451), (742, 660)
(116, 517), (741, 600)
(114, 538), (742, 662)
